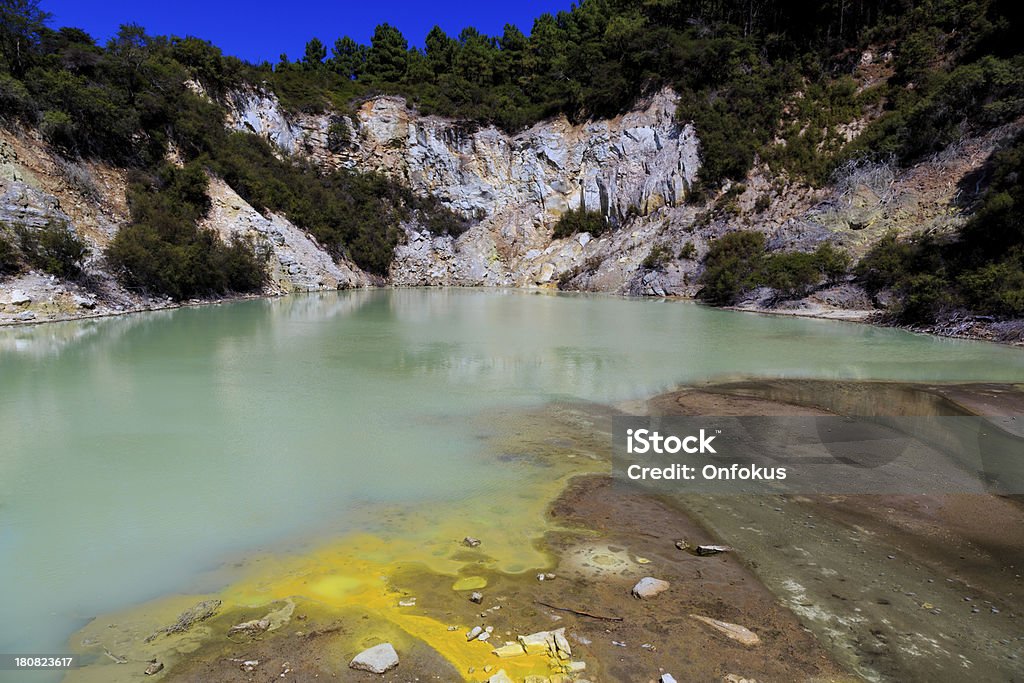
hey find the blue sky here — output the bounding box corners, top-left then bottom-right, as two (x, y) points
(39, 0), (576, 64)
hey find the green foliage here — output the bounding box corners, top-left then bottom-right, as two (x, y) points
(678, 241), (697, 260)
(15, 219), (89, 277)
(365, 23), (408, 83)
(326, 114), (352, 153)
(106, 162), (268, 299)
(551, 208), (610, 239)
(698, 231), (768, 305)
(0, 227), (19, 274)
(642, 244), (673, 270)
(303, 38), (327, 69)
(699, 231), (851, 304)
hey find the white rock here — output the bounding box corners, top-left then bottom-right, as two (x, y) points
(661, 675), (678, 683)
(690, 615), (761, 646)
(349, 642), (399, 674)
(9, 289), (30, 305)
(488, 670), (515, 683)
(632, 577), (670, 599)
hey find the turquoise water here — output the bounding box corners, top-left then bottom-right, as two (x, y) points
(2, 288), (1023, 671)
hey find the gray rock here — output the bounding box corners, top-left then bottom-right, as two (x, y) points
(9, 289), (30, 305)
(349, 642), (399, 674)
(632, 577), (670, 599)
(13, 310), (36, 321)
(661, 675), (678, 683)
(73, 294), (96, 309)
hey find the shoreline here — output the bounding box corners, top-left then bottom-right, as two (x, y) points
(3, 283), (1023, 348)
(60, 380), (1024, 682)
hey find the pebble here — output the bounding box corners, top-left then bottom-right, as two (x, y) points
(470, 591), (483, 604)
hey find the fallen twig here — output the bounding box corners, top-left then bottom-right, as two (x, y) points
(535, 600), (623, 621)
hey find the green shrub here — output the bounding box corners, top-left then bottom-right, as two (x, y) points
(763, 251), (820, 298)
(642, 244), (673, 270)
(0, 229), (19, 274)
(551, 208), (610, 239)
(699, 232), (851, 303)
(106, 162), (268, 299)
(698, 231), (767, 305)
(678, 241), (697, 260)
(958, 261), (1024, 317)
(15, 219), (89, 277)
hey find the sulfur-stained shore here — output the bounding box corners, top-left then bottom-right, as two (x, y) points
(63, 381), (1023, 683)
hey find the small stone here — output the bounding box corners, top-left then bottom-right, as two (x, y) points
(398, 597), (416, 607)
(9, 289), (30, 305)
(13, 310), (36, 321)
(144, 660), (163, 675)
(478, 632), (491, 642)
(73, 294), (96, 309)
(470, 591), (483, 604)
(488, 670), (514, 683)
(544, 573), (556, 580)
(632, 577), (670, 599)
(463, 537), (481, 547)
(349, 642), (399, 674)
(661, 675), (677, 683)
(447, 625), (458, 631)
(467, 626), (483, 641)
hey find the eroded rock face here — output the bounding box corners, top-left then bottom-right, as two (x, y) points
(227, 88), (700, 289)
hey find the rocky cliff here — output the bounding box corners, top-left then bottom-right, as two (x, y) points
(2, 84), (1017, 331)
(227, 87), (701, 289)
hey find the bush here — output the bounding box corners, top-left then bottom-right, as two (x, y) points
(698, 231), (767, 305)
(0, 229), (19, 274)
(678, 241), (697, 259)
(15, 219), (90, 277)
(699, 232), (851, 303)
(642, 244), (673, 270)
(106, 162), (268, 299)
(551, 208), (610, 239)
(958, 261), (1024, 317)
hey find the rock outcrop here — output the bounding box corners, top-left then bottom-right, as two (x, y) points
(227, 87), (701, 288)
